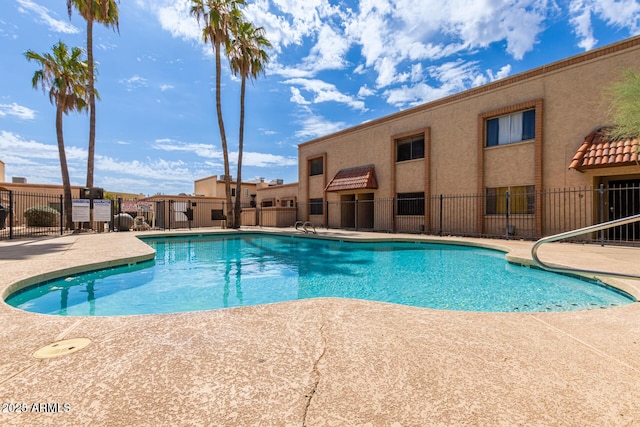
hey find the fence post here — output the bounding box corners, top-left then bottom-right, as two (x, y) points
(599, 183), (605, 246)
(169, 200), (174, 230)
(325, 200), (329, 228)
(354, 198), (358, 231)
(59, 194), (63, 236)
(505, 191), (510, 240)
(391, 197), (396, 233)
(9, 190), (13, 240)
(439, 194), (443, 236)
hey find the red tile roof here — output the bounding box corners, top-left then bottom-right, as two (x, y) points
(325, 165), (378, 192)
(569, 128), (639, 171)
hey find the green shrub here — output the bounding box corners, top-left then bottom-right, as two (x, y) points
(24, 206), (60, 227)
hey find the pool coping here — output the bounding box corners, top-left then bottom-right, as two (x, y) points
(1, 228), (640, 426)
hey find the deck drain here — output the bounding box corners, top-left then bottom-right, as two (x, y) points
(33, 338), (92, 359)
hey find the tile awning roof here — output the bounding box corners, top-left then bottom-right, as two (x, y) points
(325, 165), (378, 192)
(569, 128), (639, 171)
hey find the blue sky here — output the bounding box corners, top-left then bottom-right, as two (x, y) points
(0, 0), (639, 196)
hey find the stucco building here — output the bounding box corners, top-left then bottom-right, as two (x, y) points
(297, 36), (640, 240)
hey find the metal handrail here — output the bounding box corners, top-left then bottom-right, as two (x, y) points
(294, 221), (317, 234)
(531, 213), (640, 279)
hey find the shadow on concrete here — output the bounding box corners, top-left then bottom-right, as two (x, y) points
(0, 238), (74, 261)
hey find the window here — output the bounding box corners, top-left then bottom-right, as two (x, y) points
(231, 188), (236, 197)
(486, 109), (535, 147)
(261, 200), (274, 207)
(244, 188), (249, 198)
(281, 198), (296, 208)
(486, 185), (535, 215)
(211, 209), (225, 220)
(309, 198), (323, 215)
(397, 192), (425, 216)
(309, 157), (323, 176)
(396, 134), (425, 162)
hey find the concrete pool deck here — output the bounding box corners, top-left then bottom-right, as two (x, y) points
(1, 228), (639, 426)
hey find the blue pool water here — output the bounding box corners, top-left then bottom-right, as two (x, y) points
(5, 234), (635, 316)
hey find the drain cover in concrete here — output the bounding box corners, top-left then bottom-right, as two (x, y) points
(33, 338), (92, 359)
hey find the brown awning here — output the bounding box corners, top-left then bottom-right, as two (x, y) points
(569, 127), (639, 171)
(325, 165), (378, 192)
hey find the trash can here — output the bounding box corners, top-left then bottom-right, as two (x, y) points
(0, 203), (7, 230)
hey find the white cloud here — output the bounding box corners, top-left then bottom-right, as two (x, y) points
(0, 103), (36, 120)
(16, 0), (80, 34)
(383, 60), (505, 107)
(290, 87), (310, 105)
(294, 111), (347, 139)
(160, 84), (174, 91)
(153, 138), (223, 159)
(232, 151), (297, 168)
(259, 128), (278, 136)
(97, 156), (195, 183)
(488, 64), (513, 82)
(0, 130), (87, 185)
(245, 0), (343, 52)
(151, 138), (296, 168)
(300, 23), (350, 73)
(357, 85), (375, 98)
(0, 130), (85, 161)
(154, 0), (201, 41)
(284, 78), (366, 111)
(345, 0), (552, 89)
(119, 75), (149, 91)
(569, 0), (640, 51)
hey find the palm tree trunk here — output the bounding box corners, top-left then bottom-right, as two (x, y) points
(214, 39), (233, 227)
(234, 76), (246, 229)
(86, 18), (96, 189)
(56, 105), (73, 230)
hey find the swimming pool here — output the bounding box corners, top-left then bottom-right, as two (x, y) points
(5, 233), (635, 315)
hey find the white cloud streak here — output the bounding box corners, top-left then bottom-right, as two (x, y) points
(0, 103), (36, 120)
(284, 78), (366, 110)
(569, 0), (640, 51)
(119, 75), (149, 91)
(16, 0), (80, 34)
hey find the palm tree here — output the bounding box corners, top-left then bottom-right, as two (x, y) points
(67, 0), (119, 189)
(190, 0), (244, 227)
(25, 41), (93, 230)
(228, 21), (270, 228)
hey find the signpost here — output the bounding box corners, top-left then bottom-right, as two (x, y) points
(72, 199), (90, 223)
(93, 200), (112, 222)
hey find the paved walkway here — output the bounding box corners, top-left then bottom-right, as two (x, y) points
(1, 229), (639, 426)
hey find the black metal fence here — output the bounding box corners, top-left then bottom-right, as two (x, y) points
(2, 185), (639, 244)
(0, 190), (64, 240)
(299, 184), (640, 244)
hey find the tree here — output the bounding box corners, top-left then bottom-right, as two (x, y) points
(228, 21), (270, 228)
(67, 0), (120, 189)
(25, 41), (93, 230)
(191, 0), (244, 227)
(607, 69), (640, 152)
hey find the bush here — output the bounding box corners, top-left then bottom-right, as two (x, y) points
(24, 206), (60, 227)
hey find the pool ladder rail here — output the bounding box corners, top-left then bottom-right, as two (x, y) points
(531, 213), (640, 279)
(294, 221), (317, 234)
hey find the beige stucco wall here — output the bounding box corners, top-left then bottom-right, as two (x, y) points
(194, 176), (220, 197)
(484, 141), (536, 187)
(297, 37), (640, 232)
(256, 182), (298, 207)
(194, 175), (264, 205)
